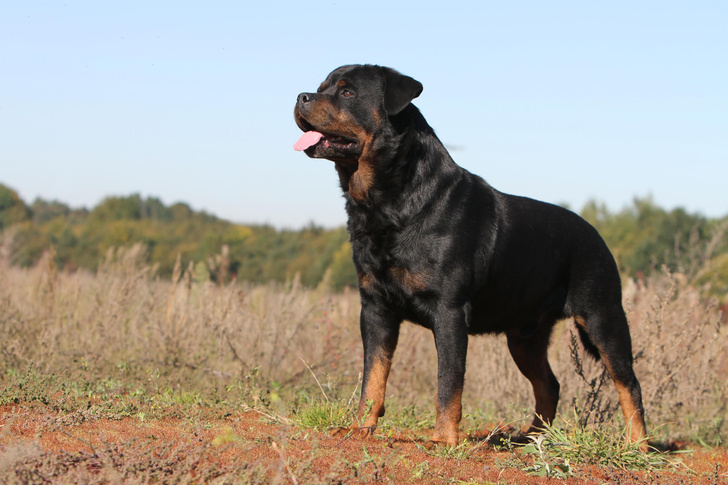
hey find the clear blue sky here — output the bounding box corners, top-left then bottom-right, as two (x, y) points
(1, 1), (726, 228)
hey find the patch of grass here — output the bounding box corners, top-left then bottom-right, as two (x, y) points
(384, 403), (435, 430)
(519, 416), (679, 477)
(295, 398), (353, 431)
(1, 364), (61, 406)
(522, 434), (574, 478)
(341, 444), (400, 482)
(0, 363), (247, 424)
(410, 459), (432, 480)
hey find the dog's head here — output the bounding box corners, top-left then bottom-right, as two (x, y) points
(294, 65), (422, 163)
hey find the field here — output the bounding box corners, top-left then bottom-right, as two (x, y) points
(1, 244), (727, 483)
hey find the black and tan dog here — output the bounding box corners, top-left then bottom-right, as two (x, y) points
(293, 64), (647, 450)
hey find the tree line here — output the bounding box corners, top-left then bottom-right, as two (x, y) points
(1, 183), (726, 296)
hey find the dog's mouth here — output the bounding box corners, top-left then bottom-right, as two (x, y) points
(294, 130), (358, 152)
(293, 118), (360, 159)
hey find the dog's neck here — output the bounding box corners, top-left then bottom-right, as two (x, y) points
(338, 105), (463, 225)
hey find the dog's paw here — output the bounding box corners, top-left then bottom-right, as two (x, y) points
(423, 438), (460, 450)
(329, 426), (375, 439)
(423, 439), (440, 450)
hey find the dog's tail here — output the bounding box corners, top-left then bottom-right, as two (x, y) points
(576, 325), (601, 361)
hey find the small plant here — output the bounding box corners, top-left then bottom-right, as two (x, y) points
(385, 403), (435, 430)
(410, 460), (431, 480)
(519, 416), (677, 476)
(522, 434), (573, 478)
(0, 364), (55, 406)
(296, 399), (353, 431)
(568, 331), (619, 428)
(293, 359), (357, 431)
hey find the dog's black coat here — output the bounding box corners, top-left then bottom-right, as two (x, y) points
(294, 64), (646, 447)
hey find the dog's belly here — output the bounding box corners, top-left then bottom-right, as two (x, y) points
(467, 283), (569, 335)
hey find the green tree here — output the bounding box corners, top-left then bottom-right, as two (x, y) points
(0, 183), (31, 230)
(30, 198), (71, 224)
(89, 194), (143, 222)
(582, 196), (709, 276)
(328, 241), (357, 290)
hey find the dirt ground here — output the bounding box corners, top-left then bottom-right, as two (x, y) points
(1, 404), (727, 484)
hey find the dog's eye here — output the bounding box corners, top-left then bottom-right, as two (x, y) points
(340, 89), (355, 98)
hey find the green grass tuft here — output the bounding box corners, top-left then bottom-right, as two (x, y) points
(295, 399), (353, 431)
(520, 416), (680, 477)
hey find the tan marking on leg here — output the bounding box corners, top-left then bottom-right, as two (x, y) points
(614, 380), (647, 447)
(507, 333), (559, 435)
(332, 356), (391, 440)
(358, 357), (391, 428)
(527, 381), (558, 434)
(426, 388), (462, 449)
(598, 350), (648, 450)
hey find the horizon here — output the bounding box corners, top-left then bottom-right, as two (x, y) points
(3, 181), (725, 231)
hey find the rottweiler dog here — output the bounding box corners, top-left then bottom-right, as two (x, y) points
(293, 64), (647, 450)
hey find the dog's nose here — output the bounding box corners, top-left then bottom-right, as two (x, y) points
(297, 92), (313, 106)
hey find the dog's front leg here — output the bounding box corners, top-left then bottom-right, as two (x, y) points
(331, 301), (400, 439)
(426, 308), (468, 449)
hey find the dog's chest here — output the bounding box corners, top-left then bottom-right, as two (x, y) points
(351, 222), (433, 298)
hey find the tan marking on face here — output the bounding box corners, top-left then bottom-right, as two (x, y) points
(300, 97), (338, 128)
(574, 315), (587, 328)
(300, 91), (379, 201)
(371, 107), (381, 125)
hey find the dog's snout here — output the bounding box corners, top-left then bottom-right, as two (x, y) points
(297, 92), (313, 106)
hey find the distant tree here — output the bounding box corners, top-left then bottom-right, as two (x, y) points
(8, 224), (49, 267)
(0, 183), (31, 230)
(581, 196), (709, 276)
(328, 241), (357, 290)
(31, 198), (71, 223)
(90, 194), (143, 222)
(4, 187), (726, 295)
(170, 202), (193, 221)
(140, 196), (172, 221)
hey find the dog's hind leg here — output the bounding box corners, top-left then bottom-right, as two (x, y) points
(575, 310), (648, 450)
(506, 324), (560, 435)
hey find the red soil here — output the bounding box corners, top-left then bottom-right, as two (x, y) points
(2, 404), (726, 484)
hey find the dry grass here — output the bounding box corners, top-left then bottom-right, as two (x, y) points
(0, 242), (726, 447)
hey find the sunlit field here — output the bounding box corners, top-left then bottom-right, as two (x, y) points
(1, 244), (726, 482)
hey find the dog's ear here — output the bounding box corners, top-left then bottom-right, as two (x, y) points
(382, 68), (423, 115)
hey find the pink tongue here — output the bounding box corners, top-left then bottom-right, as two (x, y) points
(294, 131), (324, 151)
